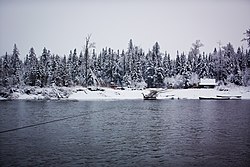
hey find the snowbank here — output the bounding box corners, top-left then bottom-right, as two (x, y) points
(68, 87), (250, 100)
(0, 86), (72, 100)
(68, 88), (147, 100)
(1, 86), (250, 100)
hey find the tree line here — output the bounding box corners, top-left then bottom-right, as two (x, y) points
(1, 34), (250, 89)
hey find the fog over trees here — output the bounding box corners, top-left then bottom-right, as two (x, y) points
(1, 32), (250, 89)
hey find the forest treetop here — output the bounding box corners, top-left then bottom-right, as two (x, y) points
(1, 30), (250, 88)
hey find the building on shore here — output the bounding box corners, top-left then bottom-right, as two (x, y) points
(199, 78), (217, 88)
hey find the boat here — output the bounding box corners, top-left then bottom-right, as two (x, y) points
(142, 90), (159, 100)
(143, 96), (157, 100)
(199, 96), (230, 100)
(216, 95), (241, 100)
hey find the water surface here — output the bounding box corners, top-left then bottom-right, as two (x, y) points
(0, 100), (250, 166)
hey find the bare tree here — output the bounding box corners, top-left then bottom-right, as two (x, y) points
(242, 29), (250, 47)
(191, 40), (204, 56)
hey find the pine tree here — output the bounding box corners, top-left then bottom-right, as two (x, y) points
(145, 61), (155, 88)
(78, 51), (86, 86)
(51, 54), (62, 86)
(175, 51), (181, 75)
(0, 56), (3, 86)
(10, 44), (22, 86)
(1, 52), (10, 87)
(71, 49), (79, 85)
(126, 39), (134, 78)
(223, 43), (236, 83)
(208, 52), (216, 79)
(154, 67), (164, 88)
(39, 47), (50, 87)
(152, 42), (161, 67)
(24, 47), (39, 86)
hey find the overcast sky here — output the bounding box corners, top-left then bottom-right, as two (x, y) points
(0, 0), (250, 59)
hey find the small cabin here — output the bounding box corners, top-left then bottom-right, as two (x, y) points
(199, 79), (217, 88)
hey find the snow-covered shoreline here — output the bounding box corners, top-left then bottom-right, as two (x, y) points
(1, 86), (250, 100)
(69, 87), (250, 100)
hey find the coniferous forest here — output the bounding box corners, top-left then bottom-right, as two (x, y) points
(1, 30), (250, 89)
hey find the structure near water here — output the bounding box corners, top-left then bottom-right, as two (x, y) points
(199, 79), (217, 88)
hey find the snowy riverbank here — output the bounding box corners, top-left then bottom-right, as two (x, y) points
(1, 85), (250, 100)
(69, 87), (250, 100)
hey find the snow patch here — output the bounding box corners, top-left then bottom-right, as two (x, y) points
(1, 86), (250, 100)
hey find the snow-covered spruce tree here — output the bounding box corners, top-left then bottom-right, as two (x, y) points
(190, 40), (204, 74)
(89, 49), (101, 86)
(110, 49), (114, 84)
(112, 51), (123, 87)
(127, 39), (134, 76)
(145, 61), (155, 88)
(39, 47), (46, 87)
(229, 47), (244, 85)
(207, 52), (216, 79)
(198, 53), (209, 79)
(119, 49), (126, 77)
(101, 48), (113, 85)
(116, 49), (126, 86)
(90, 49), (97, 72)
(61, 55), (71, 86)
(152, 42), (164, 87)
(222, 43), (236, 84)
(130, 46), (145, 88)
(162, 52), (172, 78)
(154, 67), (164, 88)
(180, 52), (192, 88)
(144, 50), (153, 88)
(78, 51), (86, 86)
(121, 39), (135, 87)
(152, 42), (162, 67)
(10, 44), (22, 87)
(23, 47), (39, 86)
(39, 47), (52, 87)
(122, 39), (135, 87)
(1, 52), (11, 87)
(64, 51), (73, 87)
(242, 49), (250, 86)
(0, 56), (3, 86)
(99, 48), (108, 86)
(186, 52), (198, 86)
(175, 51), (181, 75)
(143, 42), (162, 88)
(213, 45), (227, 84)
(71, 49), (79, 85)
(45, 50), (53, 86)
(180, 52), (187, 75)
(237, 47), (246, 71)
(51, 54), (62, 86)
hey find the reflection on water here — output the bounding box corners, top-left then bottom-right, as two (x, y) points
(0, 100), (250, 166)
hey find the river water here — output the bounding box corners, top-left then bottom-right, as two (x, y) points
(0, 100), (250, 167)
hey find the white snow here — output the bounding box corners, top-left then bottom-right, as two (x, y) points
(0, 96), (6, 100)
(68, 87), (147, 100)
(68, 86), (250, 100)
(1, 86), (250, 100)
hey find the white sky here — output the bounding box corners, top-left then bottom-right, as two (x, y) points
(0, 0), (250, 59)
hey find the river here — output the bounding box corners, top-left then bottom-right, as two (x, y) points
(0, 100), (250, 166)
